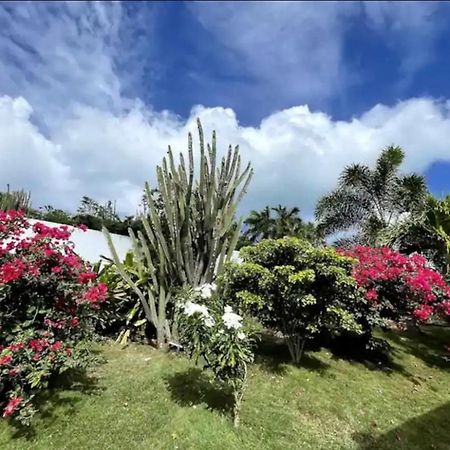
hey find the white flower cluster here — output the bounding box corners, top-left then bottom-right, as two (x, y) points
(194, 282), (217, 299)
(222, 305), (243, 330)
(183, 301), (215, 327)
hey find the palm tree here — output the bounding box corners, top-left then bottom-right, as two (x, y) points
(315, 145), (428, 245)
(243, 205), (321, 244)
(386, 195), (450, 274)
(271, 205), (301, 238)
(243, 206), (274, 241)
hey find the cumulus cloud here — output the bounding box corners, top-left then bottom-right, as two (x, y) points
(1, 3), (450, 219)
(2, 94), (450, 219)
(0, 96), (73, 206)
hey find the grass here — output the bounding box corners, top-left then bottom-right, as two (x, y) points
(1, 326), (449, 450)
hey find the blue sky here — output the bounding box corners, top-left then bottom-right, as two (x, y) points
(0, 2), (449, 217)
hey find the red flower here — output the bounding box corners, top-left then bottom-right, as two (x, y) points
(413, 305), (434, 321)
(29, 339), (49, 352)
(365, 289), (378, 301)
(0, 354), (12, 365)
(341, 245), (450, 323)
(50, 341), (63, 352)
(83, 283), (108, 303)
(8, 368), (19, 377)
(2, 396), (23, 417)
(51, 266), (62, 274)
(33, 353), (41, 362)
(0, 259), (25, 283)
(76, 224), (88, 232)
(78, 271), (97, 284)
(70, 317), (80, 328)
(63, 254), (82, 269)
(8, 342), (24, 352)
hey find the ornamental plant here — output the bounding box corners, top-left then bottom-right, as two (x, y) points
(0, 210), (107, 423)
(178, 284), (256, 427)
(220, 237), (365, 363)
(339, 246), (450, 324)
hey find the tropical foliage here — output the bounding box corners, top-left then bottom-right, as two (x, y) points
(2, 120), (450, 437)
(385, 195), (450, 276)
(315, 145), (428, 245)
(242, 205), (320, 244)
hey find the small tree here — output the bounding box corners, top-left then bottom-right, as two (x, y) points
(178, 285), (256, 427)
(221, 238), (364, 363)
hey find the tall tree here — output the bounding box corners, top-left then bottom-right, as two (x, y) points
(243, 206), (274, 241)
(243, 205), (320, 244)
(315, 145), (428, 245)
(385, 195), (450, 275)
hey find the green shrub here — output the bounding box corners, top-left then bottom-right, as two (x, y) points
(221, 237), (366, 363)
(177, 284), (256, 427)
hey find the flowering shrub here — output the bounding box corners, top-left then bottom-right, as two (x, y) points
(339, 246), (450, 324)
(178, 284), (256, 427)
(0, 210), (107, 423)
(221, 238), (365, 363)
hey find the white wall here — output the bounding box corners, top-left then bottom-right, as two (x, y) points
(27, 219), (132, 263)
(25, 218), (242, 266)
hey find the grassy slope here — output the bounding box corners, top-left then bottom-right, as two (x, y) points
(1, 327), (449, 450)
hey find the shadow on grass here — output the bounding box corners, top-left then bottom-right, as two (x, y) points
(165, 368), (234, 416)
(255, 333), (330, 376)
(353, 402), (450, 450)
(8, 367), (104, 441)
(387, 324), (450, 370)
(325, 325), (450, 385)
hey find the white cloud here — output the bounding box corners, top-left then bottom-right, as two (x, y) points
(0, 96), (73, 206)
(0, 2), (123, 129)
(1, 94), (450, 219)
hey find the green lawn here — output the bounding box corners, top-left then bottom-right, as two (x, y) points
(1, 327), (449, 450)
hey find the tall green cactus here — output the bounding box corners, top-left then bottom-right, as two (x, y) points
(104, 119), (253, 347)
(0, 186), (32, 212)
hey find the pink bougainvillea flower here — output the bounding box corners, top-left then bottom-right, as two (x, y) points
(2, 396), (23, 417)
(0, 354), (12, 365)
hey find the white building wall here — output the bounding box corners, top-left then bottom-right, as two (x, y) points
(27, 219), (132, 264)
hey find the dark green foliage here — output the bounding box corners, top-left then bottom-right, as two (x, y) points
(315, 145), (428, 245)
(92, 255), (150, 345)
(221, 237), (365, 363)
(243, 205), (321, 244)
(386, 195), (450, 276)
(27, 196), (150, 237)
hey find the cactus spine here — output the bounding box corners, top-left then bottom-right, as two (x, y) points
(104, 119), (252, 347)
